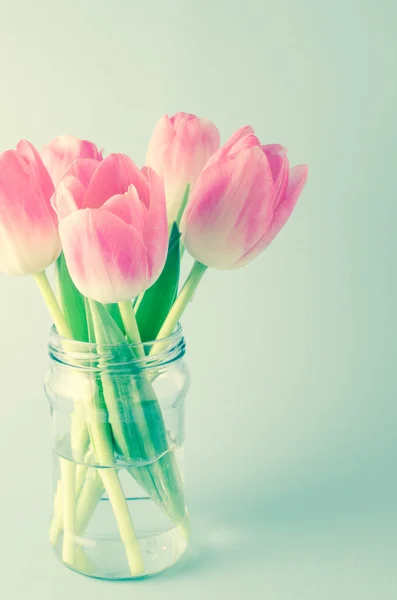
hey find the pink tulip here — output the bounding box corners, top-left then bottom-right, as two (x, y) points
(54, 154), (168, 304)
(41, 134), (103, 187)
(0, 141), (61, 275)
(180, 126), (308, 269)
(145, 112), (220, 223)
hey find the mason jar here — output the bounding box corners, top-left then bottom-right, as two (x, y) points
(45, 324), (190, 580)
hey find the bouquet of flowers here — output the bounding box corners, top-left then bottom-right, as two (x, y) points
(0, 114), (307, 579)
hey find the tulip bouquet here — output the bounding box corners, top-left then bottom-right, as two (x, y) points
(0, 113), (307, 579)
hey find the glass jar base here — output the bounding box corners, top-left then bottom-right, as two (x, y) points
(52, 497), (189, 580)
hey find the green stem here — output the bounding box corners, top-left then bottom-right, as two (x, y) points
(34, 271), (77, 562)
(49, 481), (63, 546)
(76, 468), (105, 534)
(152, 261), (207, 353)
(33, 271), (72, 338)
(179, 242), (186, 260)
(88, 413), (145, 576)
(53, 409), (88, 547)
(133, 292), (144, 313)
(60, 458), (76, 565)
(118, 300), (145, 358)
(49, 411), (90, 549)
(70, 405), (90, 462)
(50, 465), (89, 549)
(101, 469), (145, 575)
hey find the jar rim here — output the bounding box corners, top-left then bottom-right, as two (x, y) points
(48, 323), (186, 371)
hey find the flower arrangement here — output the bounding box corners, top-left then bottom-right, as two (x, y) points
(0, 113), (308, 579)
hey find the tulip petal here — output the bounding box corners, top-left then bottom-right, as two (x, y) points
(220, 125), (256, 154)
(101, 189), (145, 232)
(16, 140), (54, 201)
(53, 158), (102, 216)
(0, 149), (28, 179)
(286, 164), (309, 203)
(59, 208), (148, 303)
(181, 147), (274, 269)
(267, 153), (285, 183)
(54, 180), (80, 219)
(62, 158), (101, 191)
(204, 125), (258, 169)
(146, 114), (220, 224)
(264, 164), (308, 245)
(236, 164), (308, 267)
(166, 118), (221, 177)
(142, 166), (168, 280)
(83, 153), (149, 209)
(145, 116), (175, 176)
(170, 112), (196, 130)
(41, 134), (102, 187)
(0, 150), (55, 224)
(267, 154), (289, 210)
(0, 150), (60, 274)
(163, 118), (220, 223)
(262, 144), (288, 158)
(225, 131), (261, 155)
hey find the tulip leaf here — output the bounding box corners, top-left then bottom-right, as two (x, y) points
(88, 300), (127, 347)
(88, 298), (187, 526)
(136, 222), (181, 343)
(88, 299), (168, 460)
(106, 303), (125, 335)
(55, 253), (88, 342)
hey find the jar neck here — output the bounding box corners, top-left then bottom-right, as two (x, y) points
(48, 324), (186, 372)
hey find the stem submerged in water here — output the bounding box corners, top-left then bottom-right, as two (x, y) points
(59, 458), (76, 565)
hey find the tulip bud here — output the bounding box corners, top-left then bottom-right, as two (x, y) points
(180, 126), (308, 269)
(41, 134), (103, 187)
(0, 141), (61, 275)
(55, 154), (168, 304)
(145, 112), (220, 224)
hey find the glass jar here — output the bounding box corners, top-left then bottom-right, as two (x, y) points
(45, 324), (190, 580)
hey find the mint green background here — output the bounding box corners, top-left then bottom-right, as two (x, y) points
(0, 0), (396, 598)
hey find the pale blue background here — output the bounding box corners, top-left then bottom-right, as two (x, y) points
(0, 0), (396, 598)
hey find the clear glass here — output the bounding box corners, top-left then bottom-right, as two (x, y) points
(45, 325), (190, 580)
